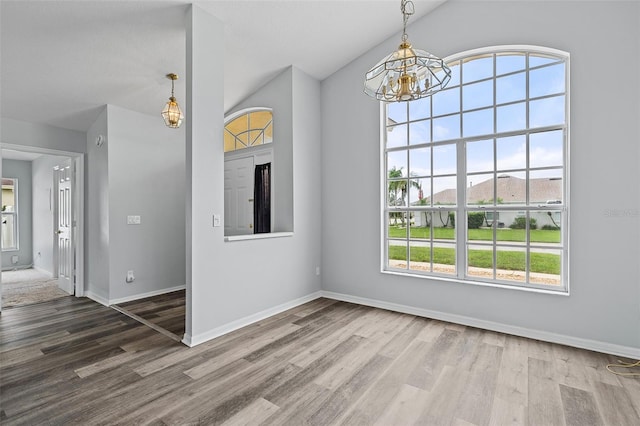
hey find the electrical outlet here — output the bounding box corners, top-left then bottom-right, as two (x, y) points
(126, 270), (135, 283)
(127, 215), (141, 225)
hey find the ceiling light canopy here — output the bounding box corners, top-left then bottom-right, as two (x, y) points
(161, 73), (184, 129)
(364, 0), (451, 102)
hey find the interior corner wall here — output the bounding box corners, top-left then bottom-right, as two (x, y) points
(186, 6), (322, 344)
(1, 159), (33, 269)
(105, 105), (186, 302)
(321, 0), (640, 352)
(32, 154), (71, 275)
(291, 67), (323, 290)
(87, 107), (110, 301)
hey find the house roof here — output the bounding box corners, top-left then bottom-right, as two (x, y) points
(425, 175), (562, 205)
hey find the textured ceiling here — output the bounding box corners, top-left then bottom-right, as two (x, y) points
(1, 0), (446, 132)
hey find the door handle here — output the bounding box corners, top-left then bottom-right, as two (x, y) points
(248, 198), (254, 202)
(56, 230), (63, 234)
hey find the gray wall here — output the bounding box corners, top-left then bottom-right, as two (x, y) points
(1, 159), (32, 269)
(186, 5), (322, 344)
(85, 104), (186, 303)
(87, 107), (110, 301)
(106, 105), (186, 301)
(321, 0), (640, 351)
(1, 117), (86, 154)
(32, 154), (71, 275)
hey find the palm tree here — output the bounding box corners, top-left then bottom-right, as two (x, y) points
(387, 166), (404, 207)
(388, 167), (421, 226)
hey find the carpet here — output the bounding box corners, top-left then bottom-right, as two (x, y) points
(2, 279), (70, 308)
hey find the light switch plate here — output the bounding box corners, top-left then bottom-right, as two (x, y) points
(213, 214), (221, 227)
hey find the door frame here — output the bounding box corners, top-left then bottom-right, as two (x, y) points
(53, 159), (74, 294)
(0, 144), (85, 312)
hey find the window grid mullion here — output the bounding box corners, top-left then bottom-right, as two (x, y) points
(525, 53), (532, 283)
(492, 53), (498, 280)
(457, 63), (465, 280)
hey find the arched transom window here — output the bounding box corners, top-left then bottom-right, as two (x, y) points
(224, 109), (273, 153)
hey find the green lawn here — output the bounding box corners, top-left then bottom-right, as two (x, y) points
(388, 226), (560, 243)
(388, 245), (560, 275)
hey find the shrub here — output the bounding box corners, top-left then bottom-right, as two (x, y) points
(510, 217), (537, 229)
(542, 224), (560, 230)
(468, 212), (485, 229)
(449, 212), (455, 228)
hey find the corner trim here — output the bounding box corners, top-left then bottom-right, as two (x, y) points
(32, 266), (54, 278)
(320, 290), (640, 359)
(85, 291), (109, 307)
(182, 291), (322, 347)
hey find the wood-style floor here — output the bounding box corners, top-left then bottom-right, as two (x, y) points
(1, 296), (639, 425)
(114, 290), (186, 341)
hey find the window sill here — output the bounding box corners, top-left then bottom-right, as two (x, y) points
(224, 232), (293, 242)
(381, 269), (569, 296)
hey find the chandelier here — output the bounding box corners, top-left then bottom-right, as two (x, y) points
(364, 0), (451, 102)
(161, 73), (184, 129)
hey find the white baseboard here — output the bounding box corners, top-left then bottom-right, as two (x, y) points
(183, 291), (323, 347)
(85, 286), (185, 307)
(85, 291), (110, 307)
(88, 285), (639, 359)
(320, 290), (640, 360)
(108, 285), (186, 306)
(32, 266), (53, 278)
(1, 264), (34, 272)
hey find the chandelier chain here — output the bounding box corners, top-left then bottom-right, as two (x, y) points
(401, 0), (415, 42)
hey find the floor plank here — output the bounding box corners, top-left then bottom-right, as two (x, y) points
(114, 289), (186, 339)
(559, 383), (604, 426)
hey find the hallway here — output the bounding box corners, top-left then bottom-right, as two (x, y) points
(1, 268), (68, 308)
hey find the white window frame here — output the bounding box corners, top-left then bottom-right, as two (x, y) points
(381, 45), (570, 294)
(2, 177), (19, 252)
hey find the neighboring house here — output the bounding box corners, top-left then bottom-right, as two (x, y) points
(410, 175), (562, 228)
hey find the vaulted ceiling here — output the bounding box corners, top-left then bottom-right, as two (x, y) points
(0, 0), (446, 132)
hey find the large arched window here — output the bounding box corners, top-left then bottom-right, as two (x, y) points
(383, 46), (569, 292)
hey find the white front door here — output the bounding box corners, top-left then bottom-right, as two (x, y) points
(56, 164), (73, 294)
(224, 157), (254, 236)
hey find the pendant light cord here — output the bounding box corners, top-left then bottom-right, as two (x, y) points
(606, 359), (640, 377)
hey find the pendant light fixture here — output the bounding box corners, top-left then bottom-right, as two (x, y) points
(364, 0), (451, 102)
(161, 73), (184, 128)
